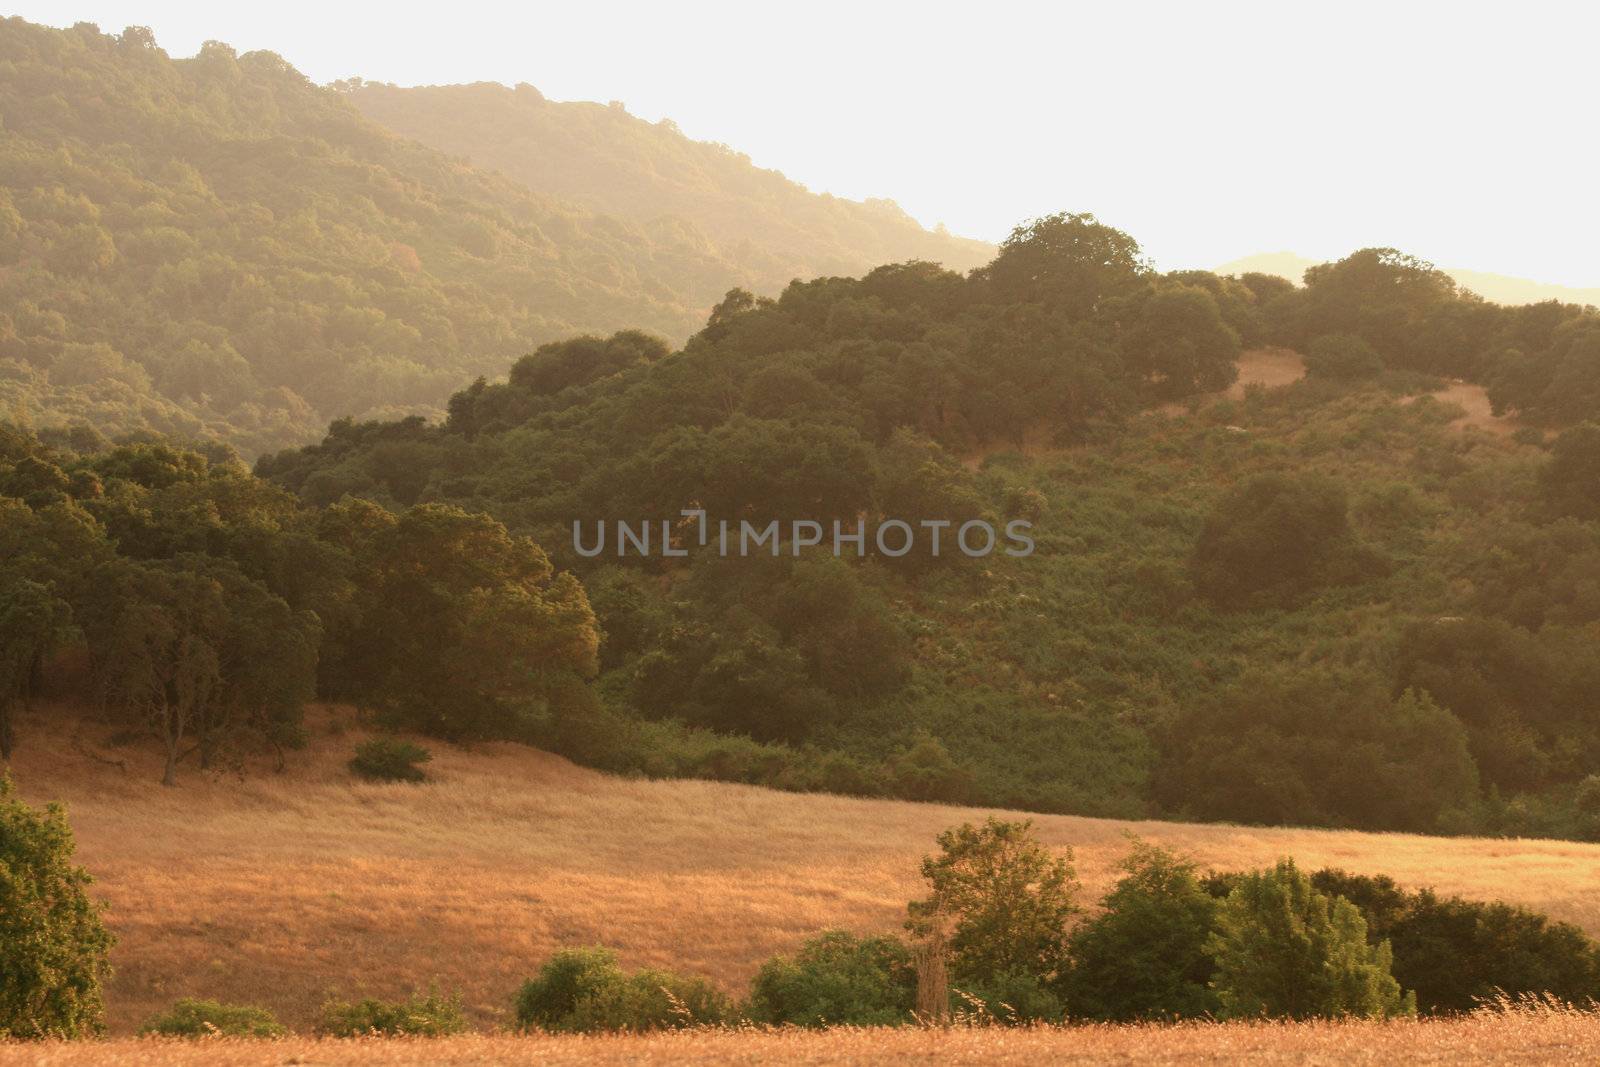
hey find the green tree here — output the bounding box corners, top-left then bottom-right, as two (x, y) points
(1064, 841), (1221, 1020)
(978, 212), (1150, 316)
(1207, 859), (1413, 1020)
(906, 818), (1079, 987)
(82, 562), (226, 787)
(0, 776), (115, 1038)
(1121, 284), (1242, 398)
(351, 504), (599, 739)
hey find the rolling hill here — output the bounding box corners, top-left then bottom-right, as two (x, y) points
(343, 80), (994, 297)
(0, 19), (986, 460)
(9, 703), (1600, 1034)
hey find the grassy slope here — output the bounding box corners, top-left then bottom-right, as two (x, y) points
(8, 705), (1600, 1034)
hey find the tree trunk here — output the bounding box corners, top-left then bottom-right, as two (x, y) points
(0, 702), (13, 762)
(161, 741), (178, 786)
(914, 923), (950, 1023)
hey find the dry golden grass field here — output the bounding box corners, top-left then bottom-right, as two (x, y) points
(3, 1006), (1600, 1065)
(7, 703), (1600, 1042)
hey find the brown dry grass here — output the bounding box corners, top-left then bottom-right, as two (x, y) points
(5, 1005), (1600, 1065)
(6, 705), (1600, 1036)
(1407, 380), (1520, 437)
(1228, 346), (1308, 397)
(1155, 346), (1307, 416)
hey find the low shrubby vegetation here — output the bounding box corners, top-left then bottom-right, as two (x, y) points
(139, 999), (286, 1038)
(318, 990), (468, 1036)
(348, 738), (433, 783)
(514, 948), (730, 1032)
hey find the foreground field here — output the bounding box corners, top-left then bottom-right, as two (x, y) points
(4, 1007), (1600, 1066)
(8, 705), (1600, 1034)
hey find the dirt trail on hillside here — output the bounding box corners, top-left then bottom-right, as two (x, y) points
(1228, 346), (1307, 396)
(1410, 380), (1520, 437)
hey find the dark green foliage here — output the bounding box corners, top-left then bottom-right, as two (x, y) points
(1207, 859), (1413, 1020)
(139, 999), (287, 1038)
(906, 819), (1078, 988)
(1393, 617), (1600, 793)
(955, 970), (1063, 1024)
(1307, 870), (1600, 1014)
(1063, 842), (1221, 1020)
(1304, 333), (1385, 380)
(1541, 423), (1600, 520)
(331, 502), (600, 741)
(348, 738), (432, 783)
(319, 989), (468, 1036)
(1161, 670), (1478, 832)
(746, 930), (917, 1026)
(1192, 474), (1382, 609)
(0, 777), (114, 1039)
(513, 947), (729, 1032)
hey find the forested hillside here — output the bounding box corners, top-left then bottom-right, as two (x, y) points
(252, 215), (1600, 839)
(344, 80), (994, 296)
(0, 19), (772, 456)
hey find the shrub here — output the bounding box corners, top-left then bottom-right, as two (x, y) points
(566, 969), (730, 1032)
(906, 818), (1079, 988)
(515, 947), (729, 1032)
(955, 969), (1063, 1024)
(1064, 841), (1220, 1020)
(139, 999), (286, 1038)
(514, 947), (623, 1031)
(882, 735), (975, 803)
(1305, 333), (1385, 379)
(319, 989), (467, 1036)
(746, 930), (916, 1026)
(348, 737), (432, 783)
(1208, 859), (1413, 1020)
(0, 775), (114, 1039)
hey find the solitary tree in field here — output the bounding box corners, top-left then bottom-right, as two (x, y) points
(906, 818), (1079, 988)
(0, 776), (114, 1038)
(1207, 859), (1413, 1020)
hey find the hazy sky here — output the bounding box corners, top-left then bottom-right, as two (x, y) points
(16, 1), (1599, 286)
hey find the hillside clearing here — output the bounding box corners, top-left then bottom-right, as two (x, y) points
(6, 705), (1600, 1034)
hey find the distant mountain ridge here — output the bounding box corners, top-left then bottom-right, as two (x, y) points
(1218, 252), (1600, 307)
(0, 19), (988, 458)
(342, 80), (995, 295)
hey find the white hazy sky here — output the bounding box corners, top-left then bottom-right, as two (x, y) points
(15, 1), (1599, 286)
